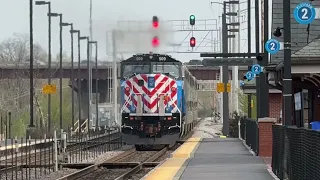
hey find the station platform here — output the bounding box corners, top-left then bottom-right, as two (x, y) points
(143, 137), (276, 180)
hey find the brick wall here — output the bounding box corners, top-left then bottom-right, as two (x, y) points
(269, 93), (282, 120)
(258, 118), (276, 157)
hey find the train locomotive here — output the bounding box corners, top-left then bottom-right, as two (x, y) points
(120, 53), (198, 150)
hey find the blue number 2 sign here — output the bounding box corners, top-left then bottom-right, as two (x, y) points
(265, 39), (280, 55)
(294, 2), (316, 25)
(245, 71), (254, 81)
(251, 64), (261, 75)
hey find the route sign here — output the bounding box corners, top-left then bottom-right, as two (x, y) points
(294, 2), (316, 24)
(251, 64), (262, 75)
(245, 71), (254, 81)
(42, 84), (57, 94)
(226, 83), (231, 93)
(217, 83), (225, 93)
(265, 39), (280, 55)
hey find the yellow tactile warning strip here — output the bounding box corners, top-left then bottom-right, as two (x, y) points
(144, 137), (201, 180)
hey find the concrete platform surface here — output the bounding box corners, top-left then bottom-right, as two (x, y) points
(178, 138), (275, 180)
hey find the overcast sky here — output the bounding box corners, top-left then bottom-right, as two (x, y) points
(0, 0), (255, 62)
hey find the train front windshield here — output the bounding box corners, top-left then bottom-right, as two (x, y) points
(122, 64), (150, 78)
(152, 63), (181, 78)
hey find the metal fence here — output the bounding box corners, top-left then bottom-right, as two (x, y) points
(272, 125), (320, 180)
(240, 117), (259, 155)
(0, 126), (123, 180)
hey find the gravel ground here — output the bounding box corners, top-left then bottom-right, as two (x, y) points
(67, 145), (133, 164)
(127, 168), (153, 180)
(192, 117), (223, 138)
(118, 151), (156, 162)
(0, 168), (79, 180)
(77, 167), (130, 180)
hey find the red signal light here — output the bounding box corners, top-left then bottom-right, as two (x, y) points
(152, 21), (159, 28)
(190, 37), (196, 47)
(152, 16), (159, 28)
(152, 36), (160, 47)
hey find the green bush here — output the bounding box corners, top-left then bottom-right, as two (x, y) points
(229, 111), (241, 137)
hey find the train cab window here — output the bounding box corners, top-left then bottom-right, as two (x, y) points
(152, 63), (181, 78)
(122, 64), (150, 78)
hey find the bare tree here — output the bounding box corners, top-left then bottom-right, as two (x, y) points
(0, 34), (47, 136)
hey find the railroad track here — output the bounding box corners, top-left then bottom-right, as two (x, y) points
(56, 128), (196, 180)
(57, 147), (170, 180)
(0, 131), (122, 167)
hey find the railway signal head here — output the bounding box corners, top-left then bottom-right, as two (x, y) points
(190, 37), (196, 47)
(152, 16), (159, 28)
(152, 36), (160, 47)
(189, 15), (195, 26)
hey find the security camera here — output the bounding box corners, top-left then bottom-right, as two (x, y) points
(256, 55), (263, 61)
(273, 27), (282, 37)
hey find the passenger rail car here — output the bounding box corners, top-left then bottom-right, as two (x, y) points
(119, 53), (198, 150)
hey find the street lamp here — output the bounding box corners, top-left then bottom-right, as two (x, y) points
(79, 36), (90, 131)
(70, 29), (81, 131)
(48, 12), (63, 132)
(62, 23), (75, 130)
(88, 41), (98, 131)
(29, 0), (35, 130)
(35, 0), (52, 132)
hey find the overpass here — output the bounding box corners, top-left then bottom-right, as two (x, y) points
(0, 63), (247, 80)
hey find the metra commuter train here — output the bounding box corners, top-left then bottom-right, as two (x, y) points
(120, 53), (198, 150)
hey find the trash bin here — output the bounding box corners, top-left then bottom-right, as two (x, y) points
(310, 121), (320, 130)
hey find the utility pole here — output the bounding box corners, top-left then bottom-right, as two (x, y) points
(222, 2), (229, 136)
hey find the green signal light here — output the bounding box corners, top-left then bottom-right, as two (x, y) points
(189, 15), (195, 26)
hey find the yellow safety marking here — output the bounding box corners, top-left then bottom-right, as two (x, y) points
(144, 137), (201, 180)
(171, 137), (201, 158)
(145, 158), (187, 180)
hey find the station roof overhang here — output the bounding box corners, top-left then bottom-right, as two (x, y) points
(242, 58), (320, 94)
(271, 58), (320, 74)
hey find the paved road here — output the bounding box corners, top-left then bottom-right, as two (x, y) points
(179, 138), (275, 180)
